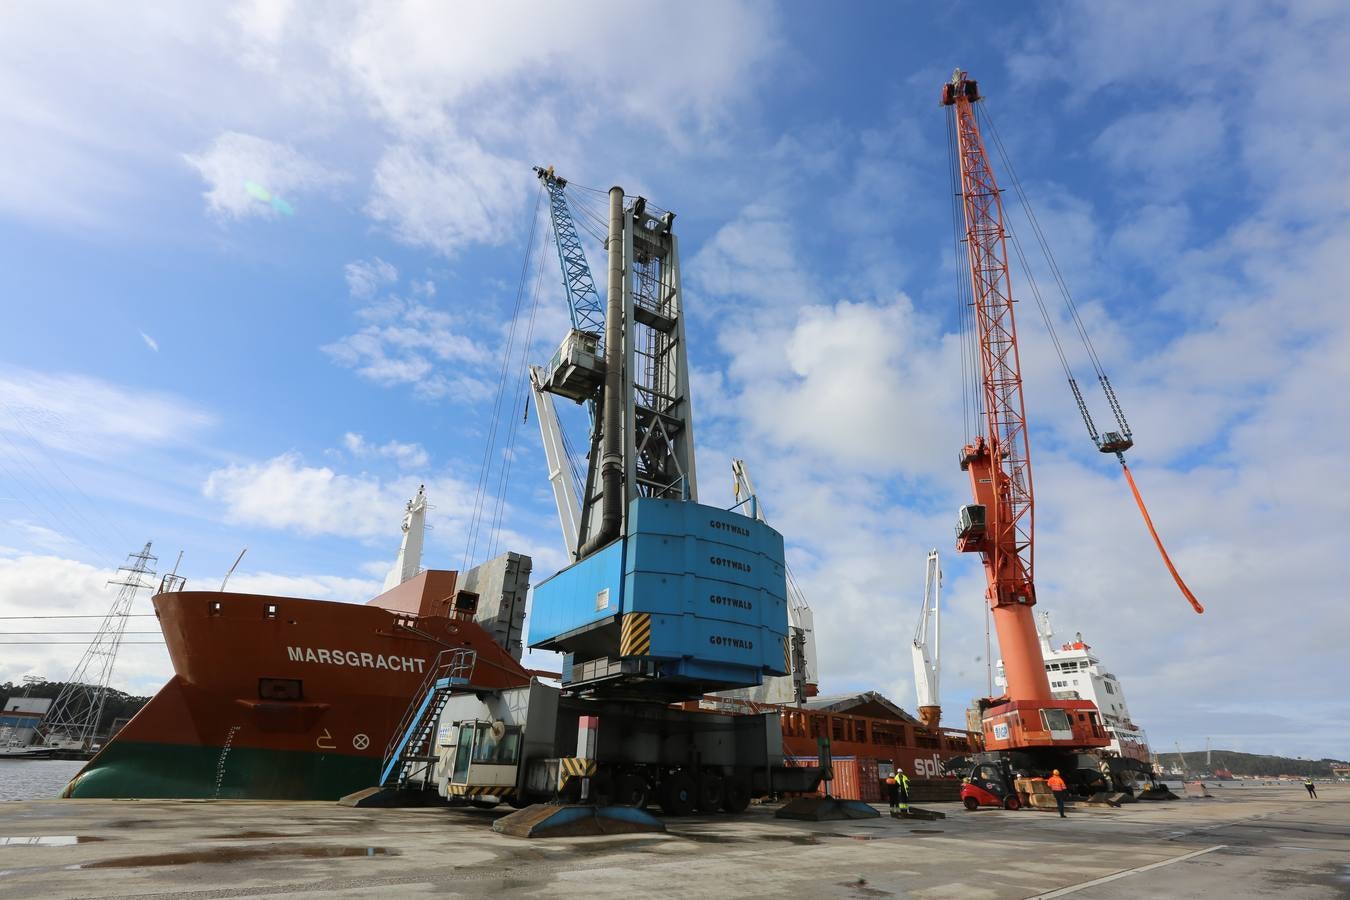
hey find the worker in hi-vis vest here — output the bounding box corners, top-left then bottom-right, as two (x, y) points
(886, 769), (911, 815)
(1046, 769), (1069, 817)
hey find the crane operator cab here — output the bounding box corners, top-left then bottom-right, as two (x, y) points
(956, 504), (987, 542)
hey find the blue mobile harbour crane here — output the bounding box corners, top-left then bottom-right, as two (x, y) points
(373, 173), (834, 837)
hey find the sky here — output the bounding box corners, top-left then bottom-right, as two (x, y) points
(1, 1), (1347, 760)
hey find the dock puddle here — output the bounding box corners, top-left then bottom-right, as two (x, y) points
(1, 836), (105, 847)
(81, 845), (399, 868)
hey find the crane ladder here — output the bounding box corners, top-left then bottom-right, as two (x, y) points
(379, 647), (478, 788)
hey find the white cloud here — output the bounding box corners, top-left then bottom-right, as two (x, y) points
(224, 570), (381, 604)
(183, 131), (341, 220)
(342, 432), (430, 469)
(344, 258), (398, 300)
(0, 554), (171, 695)
(323, 300), (494, 400)
(139, 331), (159, 352)
(201, 451), (569, 580)
(0, 367), (214, 455)
(326, 259), (494, 401)
(204, 452), (409, 539)
(366, 140), (523, 255)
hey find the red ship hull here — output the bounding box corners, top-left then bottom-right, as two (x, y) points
(64, 570), (531, 800)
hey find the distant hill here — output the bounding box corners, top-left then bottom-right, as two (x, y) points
(1, 680), (151, 736)
(1172, 749), (1347, 778)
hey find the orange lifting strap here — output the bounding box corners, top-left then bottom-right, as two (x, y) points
(1121, 463), (1204, 614)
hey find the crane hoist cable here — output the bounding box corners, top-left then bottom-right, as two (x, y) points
(486, 215), (551, 559)
(461, 185), (546, 570)
(972, 105), (1204, 615)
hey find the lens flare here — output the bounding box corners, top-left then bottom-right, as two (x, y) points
(244, 181), (294, 215)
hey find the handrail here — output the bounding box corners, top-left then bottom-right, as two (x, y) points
(379, 647), (478, 787)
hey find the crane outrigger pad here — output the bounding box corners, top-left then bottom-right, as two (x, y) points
(338, 786), (448, 808)
(775, 797), (879, 821)
(492, 803), (666, 838)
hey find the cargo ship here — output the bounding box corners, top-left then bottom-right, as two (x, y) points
(63, 488), (537, 800)
(993, 611), (1153, 765)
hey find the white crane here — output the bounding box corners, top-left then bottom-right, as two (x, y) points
(731, 459), (818, 703)
(528, 365), (583, 559)
(383, 485), (429, 591)
(912, 549), (942, 728)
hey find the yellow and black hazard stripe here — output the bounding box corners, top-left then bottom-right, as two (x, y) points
(446, 784), (515, 798)
(782, 635), (792, 674)
(619, 612), (651, 657)
(557, 756), (597, 791)
(559, 756), (597, 778)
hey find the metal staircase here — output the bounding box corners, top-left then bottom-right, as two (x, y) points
(379, 648), (478, 789)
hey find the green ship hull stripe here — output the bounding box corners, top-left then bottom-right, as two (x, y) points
(63, 740), (382, 801)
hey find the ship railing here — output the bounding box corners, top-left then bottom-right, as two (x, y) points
(158, 574), (187, 594)
(379, 647), (478, 789)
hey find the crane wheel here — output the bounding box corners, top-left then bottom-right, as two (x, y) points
(660, 772), (696, 816)
(697, 775), (723, 812)
(615, 774), (649, 809)
(721, 776), (751, 814)
(963, 796), (980, 811)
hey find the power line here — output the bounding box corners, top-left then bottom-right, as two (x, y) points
(0, 614), (157, 619)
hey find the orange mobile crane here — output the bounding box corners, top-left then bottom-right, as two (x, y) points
(943, 71), (1111, 760)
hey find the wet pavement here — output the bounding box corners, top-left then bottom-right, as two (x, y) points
(0, 783), (1345, 897)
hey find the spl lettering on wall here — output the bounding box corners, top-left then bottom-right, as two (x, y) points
(912, 754), (945, 777)
(287, 646), (427, 673)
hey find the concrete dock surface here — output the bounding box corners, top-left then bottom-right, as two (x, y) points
(1, 783), (1345, 898)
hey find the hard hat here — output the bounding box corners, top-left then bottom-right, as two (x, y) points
(1052, 769), (1060, 775)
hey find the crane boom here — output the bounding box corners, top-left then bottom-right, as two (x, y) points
(944, 69), (1107, 754)
(534, 166), (605, 340)
(911, 549), (941, 728)
(529, 365), (582, 557)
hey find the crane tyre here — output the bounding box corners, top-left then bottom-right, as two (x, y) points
(722, 776), (751, 814)
(696, 775), (723, 812)
(660, 772), (696, 817)
(615, 773), (649, 809)
(963, 796), (980, 811)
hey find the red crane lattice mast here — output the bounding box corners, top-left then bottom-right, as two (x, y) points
(943, 70), (1107, 753)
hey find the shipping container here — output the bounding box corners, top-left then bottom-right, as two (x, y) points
(785, 756), (882, 802)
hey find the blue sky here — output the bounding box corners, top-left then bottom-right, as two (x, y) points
(2, 1), (1347, 760)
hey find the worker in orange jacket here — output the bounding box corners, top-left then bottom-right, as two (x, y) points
(1046, 769), (1069, 817)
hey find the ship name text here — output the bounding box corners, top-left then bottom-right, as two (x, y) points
(287, 646), (427, 673)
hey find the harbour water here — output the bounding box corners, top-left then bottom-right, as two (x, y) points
(0, 759), (83, 801)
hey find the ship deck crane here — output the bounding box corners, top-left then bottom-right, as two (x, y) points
(912, 550), (941, 728)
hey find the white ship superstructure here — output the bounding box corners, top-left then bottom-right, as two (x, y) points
(995, 611), (1150, 763)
